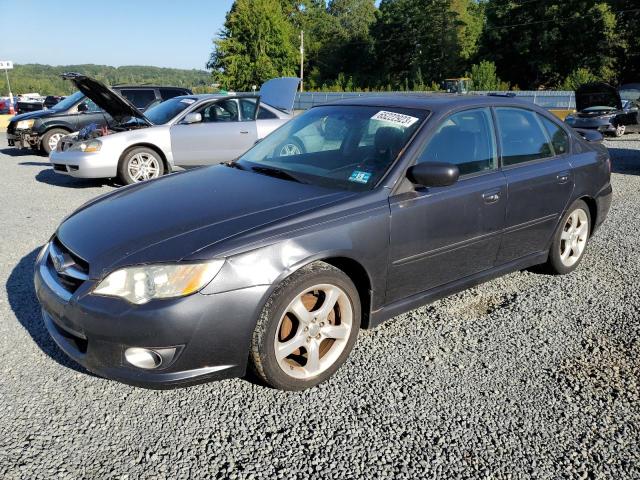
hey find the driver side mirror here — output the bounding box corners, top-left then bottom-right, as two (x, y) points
(182, 112), (202, 125)
(407, 162), (459, 187)
(77, 102), (88, 113)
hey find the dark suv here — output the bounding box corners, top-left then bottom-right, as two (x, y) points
(7, 82), (192, 154)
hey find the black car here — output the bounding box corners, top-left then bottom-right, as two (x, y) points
(35, 95), (612, 391)
(565, 82), (640, 137)
(7, 77), (192, 154)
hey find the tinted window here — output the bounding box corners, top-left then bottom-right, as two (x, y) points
(496, 108), (553, 166)
(197, 99), (239, 122)
(257, 106), (277, 119)
(539, 115), (569, 156)
(83, 98), (102, 113)
(50, 91), (84, 111)
(119, 89), (157, 109)
(418, 108), (497, 175)
(159, 88), (184, 101)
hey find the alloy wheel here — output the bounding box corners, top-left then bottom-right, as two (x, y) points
(48, 133), (64, 152)
(127, 152), (161, 182)
(559, 209), (589, 267)
(615, 125), (626, 137)
(274, 283), (353, 379)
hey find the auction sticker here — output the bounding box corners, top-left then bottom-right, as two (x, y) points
(180, 98), (196, 104)
(371, 110), (419, 127)
(348, 170), (372, 184)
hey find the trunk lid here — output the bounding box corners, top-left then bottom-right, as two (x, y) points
(260, 77), (300, 113)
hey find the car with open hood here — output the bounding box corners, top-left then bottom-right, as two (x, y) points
(48, 74), (300, 185)
(6, 79), (191, 154)
(565, 82), (640, 137)
(35, 95), (612, 391)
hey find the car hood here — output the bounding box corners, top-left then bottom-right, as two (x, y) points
(56, 166), (353, 277)
(9, 109), (55, 123)
(260, 77), (300, 113)
(61, 72), (152, 126)
(575, 82), (622, 112)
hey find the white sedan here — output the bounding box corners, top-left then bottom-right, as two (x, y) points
(49, 74), (300, 184)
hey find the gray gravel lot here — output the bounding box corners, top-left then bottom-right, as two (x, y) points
(0, 133), (639, 479)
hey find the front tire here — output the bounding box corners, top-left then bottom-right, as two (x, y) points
(250, 262), (361, 391)
(118, 147), (164, 185)
(614, 124), (626, 137)
(544, 199), (591, 275)
(41, 128), (68, 155)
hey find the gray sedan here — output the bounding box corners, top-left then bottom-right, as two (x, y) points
(49, 74), (300, 184)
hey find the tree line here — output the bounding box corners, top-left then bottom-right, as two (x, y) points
(208, 0), (640, 92)
(1, 64), (213, 97)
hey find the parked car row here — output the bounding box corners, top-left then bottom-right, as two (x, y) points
(32, 86), (612, 391)
(6, 79), (192, 153)
(565, 82), (640, 137)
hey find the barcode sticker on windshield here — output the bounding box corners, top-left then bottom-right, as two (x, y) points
(371, 111), (419, 127)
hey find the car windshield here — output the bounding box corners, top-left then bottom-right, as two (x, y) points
(143, 97), (198, 125)
(50, 91), (84, 111)
(236, 105), (427, 191)
(620, 88), (640, 101)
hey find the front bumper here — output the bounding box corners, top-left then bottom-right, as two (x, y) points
(34, 244), (269, 389)
(567, 119), (616, 133)
(7, 129), (40, 148)
(49, 149), (119, 179)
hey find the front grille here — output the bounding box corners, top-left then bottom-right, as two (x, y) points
(48, 237), (90, 294)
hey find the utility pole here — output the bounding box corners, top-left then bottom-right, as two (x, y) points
(300, 30), (304, 92)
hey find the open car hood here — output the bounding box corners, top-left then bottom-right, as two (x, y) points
(260, 77), (300, 114)
(575, 82), (622, 112)
(61, 73), (153, 126)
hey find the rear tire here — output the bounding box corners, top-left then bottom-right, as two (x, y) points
(250, 262), (361, 391)
(41, 128), (68, 155)
(544, 199), (591, 275)
(117, 147), (164, 185)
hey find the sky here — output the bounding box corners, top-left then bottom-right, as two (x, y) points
(0, 0), (236, 70)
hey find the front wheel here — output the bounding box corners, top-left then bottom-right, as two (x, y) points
(41, 128), (68, 155)
(544, 199), (591, 275)
(250, 262), (361, 390)
(118, 147), (164, 185)
(614, 124), (626, 137)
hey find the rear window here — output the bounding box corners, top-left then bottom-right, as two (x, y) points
(119, 89), (157, 109)
(495, 108), (553, 166)
(159, 88), (187, 101)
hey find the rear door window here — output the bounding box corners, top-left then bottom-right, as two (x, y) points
(495, 108), (553, 166)
(119, 89), (157, 110)
(539, 115), (570, 156)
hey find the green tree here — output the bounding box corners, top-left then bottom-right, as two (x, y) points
(468, 60), (509, 90)
(560, 68), (599, 91)
(207, 0), (299, 90)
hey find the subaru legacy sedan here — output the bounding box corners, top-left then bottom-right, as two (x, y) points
(34, 96), (612, 391)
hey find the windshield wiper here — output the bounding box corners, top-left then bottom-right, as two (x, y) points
(251, 166), (307, 184)
(224, 161), (246, 170)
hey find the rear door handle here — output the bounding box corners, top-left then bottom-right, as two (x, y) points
(557, 172), (570, 184)
(482, 190), (501, 204)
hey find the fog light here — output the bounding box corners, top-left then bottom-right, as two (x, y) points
(125, 347), (163, 369)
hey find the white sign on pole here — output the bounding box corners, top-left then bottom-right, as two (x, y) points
(0, 61), (14, 70)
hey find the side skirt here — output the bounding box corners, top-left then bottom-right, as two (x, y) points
(369, 251), (548, 328)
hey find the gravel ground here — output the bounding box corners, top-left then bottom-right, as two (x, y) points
(0, 133), (639, 479)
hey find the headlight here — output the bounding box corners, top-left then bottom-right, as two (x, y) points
(69, 139), (102, 153)
(93, 260), (224, 304)
(16, 119), (35, 129)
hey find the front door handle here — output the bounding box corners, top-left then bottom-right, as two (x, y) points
(557, 172), (570, 184)
(240, 130), (250, 134)
(482, 190), (501, 204)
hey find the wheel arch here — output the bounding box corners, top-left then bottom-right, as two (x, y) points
(119, 143), (170, 174)
(578, 195), (598, 235)
(317, 256), (374, 329)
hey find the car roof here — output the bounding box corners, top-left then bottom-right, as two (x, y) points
(319, 94), (535, 113)
(111, 85), (191, 90)
(171, 93), (261, 101)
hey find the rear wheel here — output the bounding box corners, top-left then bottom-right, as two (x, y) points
(544, 199), (591, 275)
(41, 128), (68, 154)
(250, 262), (361, 390)
(118, 147), (164, 185)
(614, 124), (626, 137)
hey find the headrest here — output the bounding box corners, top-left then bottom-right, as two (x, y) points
(374, 127), (405, 155)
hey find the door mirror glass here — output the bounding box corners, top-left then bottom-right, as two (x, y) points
(77, 102), (88, 113)
(407, 162), (459, 187)
(182, 112), (202, 124)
